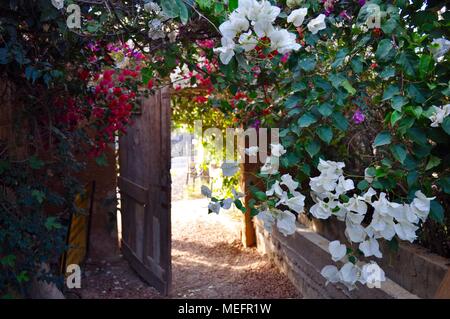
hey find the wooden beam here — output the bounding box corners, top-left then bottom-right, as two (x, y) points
(434, 268), (450, 299)
(240, 161), (259, 248)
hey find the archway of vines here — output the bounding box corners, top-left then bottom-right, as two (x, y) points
(0, 0), (449, 297)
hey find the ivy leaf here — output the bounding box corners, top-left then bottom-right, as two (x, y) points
(331, 49), (348, 69)
(298, 113), (317, 127)
(391, 96), (408, 111)
(407, 84), (425, 103)
(351, 56), (363, 73)
(317, 126), (333, 144)
(357, 180), (369, 191)
(161, 0), (180, 18)
(390, 110), (403, 126)
(373, 131), (392, 147)
(441, 117), (450, 135)
(429, 200), (444, 224)
(331, 112), (349, 131)
(305, 140), (320, 158)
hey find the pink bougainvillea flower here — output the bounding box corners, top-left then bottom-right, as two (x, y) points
(352, 109), (365, 124)
(280, 53), (290, 64)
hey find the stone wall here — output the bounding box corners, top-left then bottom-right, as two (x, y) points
(255, 217), (449, 299)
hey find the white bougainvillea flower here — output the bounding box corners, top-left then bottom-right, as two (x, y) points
(332, 203), (348, 222)
(276, 210), (297, 236)
(321, 265), (340, 285)
(221, 198), (234, 210)
(346, 211), (365, 225)
(317, 159), (345, 178)
(390, 204), (419, 225)
(221, 161), (240, 176)
(275, 191), (289, 207)
(285, 193), (306, 213)
(266, 180), (284, 197)
(268, 29), (301, 54)
(365, 212), (396, 240)
(201, 185), (212, 198)
(248, 0), (281, 23)
(358, 187), (377, 203)
(239, 31), (259, 52)
(359, 238), (382, 258)
(411, 190), (435, 221)
(270, 143), (286, 157)
(393, 221), (419, 243)
(346, 196), (368, 215)
(280, 174), (299, 194)
(328, 240), (347, 262)
(338, 262), (360, 290)
(371, 193), (401, 217)
(310, 200), (332, 220)
(257, 209), (275, 232)
(307, 14), (326, 34)
(254, 20), (276, 38)
(214, 37), (236, 65)
(429, 104), (450, 127)
(51, 0), (64, 9)
(345, 219), (366, 243)
(219, 12), (249, 39)
(430, 38), (450, 61)
(359, 262), (386, 287)
(287, 8), (308, 27)
(309, 175), (338, 194)
(335, 176), (355, 195)
(208, 201), (221, 214)
(245, 145), (259, 156)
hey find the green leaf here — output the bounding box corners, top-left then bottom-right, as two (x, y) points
(418, 54), (433, 79)
(331, 49), (348, 69)
(0, 255), (16, 267)
(379, 67), (396, 79)
(425, 155), (441, 170)
(376, 39), (395, 62)
(16, 271), (29, 283)
(234, 199), (246, 213)
(382, 85), (400, 101)
(390, 144), (407, 164)
(429, 200), (444, 224)
(45, 216), (62, 230)
(161, 0), (180, 18)
(407, 127), (427, 145)
(29, 156), (45, 169)
(351, 56), (364, 73)
(390, 110), (403, 126)
(317, 103), (333, 117)
(305, 140), (320, 158)
(331, 112), (349, 131)
(357, 180), (369, 191)
(407, 171), (419, 188)
(95, 154), (108, 167)
(316, 126), (333, 144)
(441, 117), (450, 135)
(391, 96), (408, 111)
(228, 0), (238, 11)
(373, 131), (392, 147)
(298, 113), (317, 127)
(31, 190), (46, 204)
(341, 80), (356, 95)
(298, 57), (316, 71)
(407, 84), (425, 103)
(396, 52), (417, 77)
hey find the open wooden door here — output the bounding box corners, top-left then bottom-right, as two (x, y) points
(118, 87), (171, 295)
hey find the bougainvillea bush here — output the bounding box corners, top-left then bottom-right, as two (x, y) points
(201, 0), (449, 289)
(0, 0), (449, 297)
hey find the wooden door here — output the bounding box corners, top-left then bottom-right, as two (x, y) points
(118, 87), (171, 295)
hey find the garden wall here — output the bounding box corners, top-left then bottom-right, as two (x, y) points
(255, 217), (450, 299)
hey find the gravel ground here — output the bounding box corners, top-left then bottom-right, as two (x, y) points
(76, 166), (301, 299)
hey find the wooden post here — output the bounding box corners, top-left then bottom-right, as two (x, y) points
(240, 161), (258, 247)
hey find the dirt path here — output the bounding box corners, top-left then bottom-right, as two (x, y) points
(77, 198), (301, 299)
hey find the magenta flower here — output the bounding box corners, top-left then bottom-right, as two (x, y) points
(358, 0), (366, 6)
(352, 109), (365, 124)
(280, 53), (290, 64)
